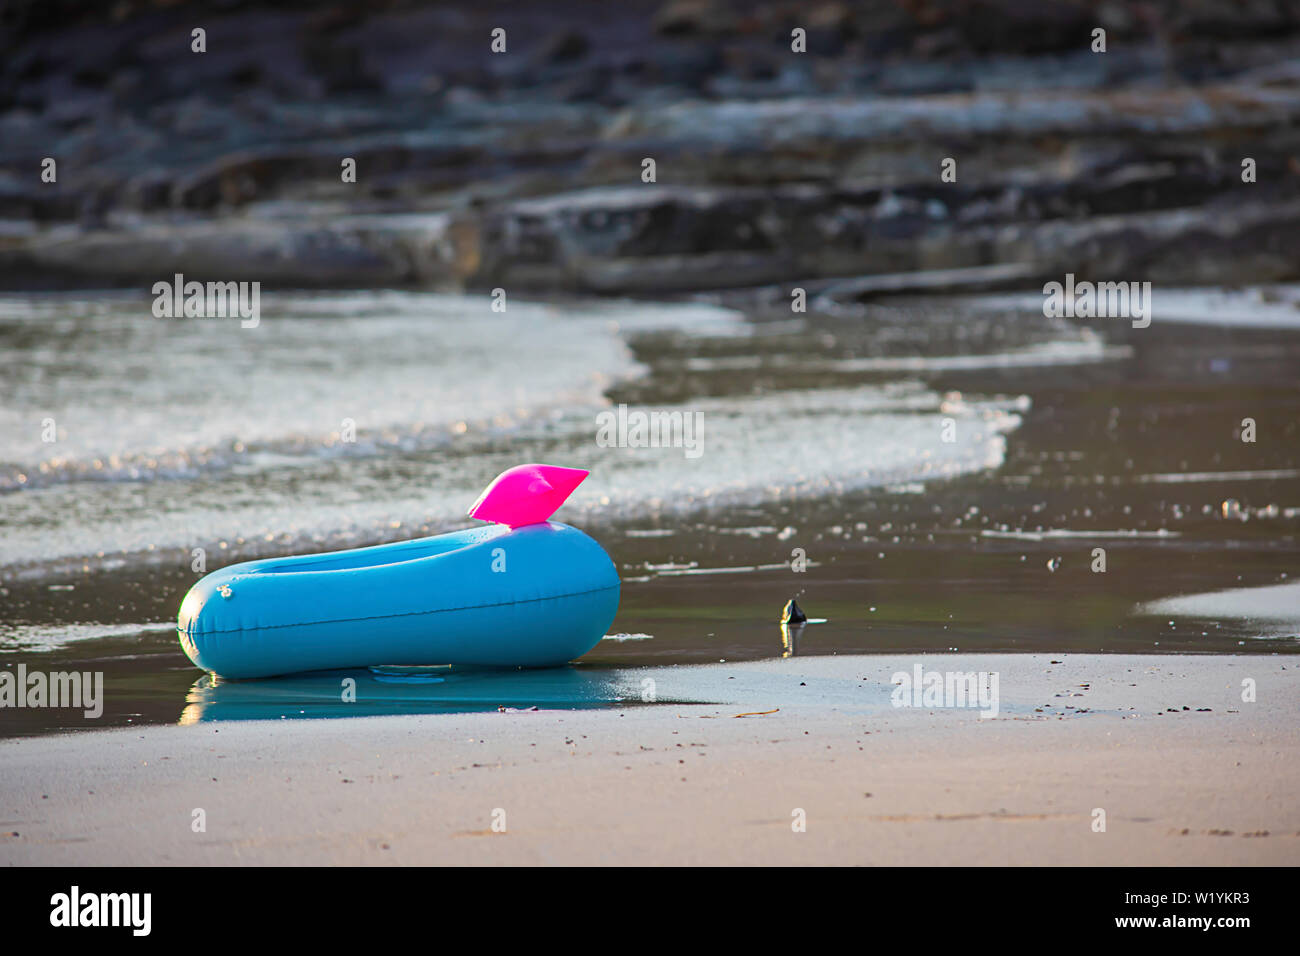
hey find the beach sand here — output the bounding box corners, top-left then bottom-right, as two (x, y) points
(1, 653), (1296, 866)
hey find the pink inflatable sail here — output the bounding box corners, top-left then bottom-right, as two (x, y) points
(468, 463), (590, 528)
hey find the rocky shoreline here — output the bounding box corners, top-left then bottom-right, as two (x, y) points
(2, 0), (1299, 292)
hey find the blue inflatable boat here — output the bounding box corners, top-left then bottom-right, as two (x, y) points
(178, 465), (620, 679)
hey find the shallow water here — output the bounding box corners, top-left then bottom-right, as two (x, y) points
(1, 287), (1297, 736)
(0, 291), (1022, 573)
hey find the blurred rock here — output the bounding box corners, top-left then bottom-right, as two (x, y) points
(1, 0), (1299, 290)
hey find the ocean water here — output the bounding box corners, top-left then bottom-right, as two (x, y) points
(1, 286), (1297, 734)
(0, 290), (1032, 577)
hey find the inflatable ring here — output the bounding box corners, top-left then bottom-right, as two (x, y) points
(178, 465), (620, 679)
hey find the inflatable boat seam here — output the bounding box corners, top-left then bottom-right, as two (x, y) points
(183, 581), (621, 636)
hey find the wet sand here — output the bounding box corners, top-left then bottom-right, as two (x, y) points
(2, 653), (1295, 866)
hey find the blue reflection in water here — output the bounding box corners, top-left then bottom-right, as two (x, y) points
(179, 664), (638, 724)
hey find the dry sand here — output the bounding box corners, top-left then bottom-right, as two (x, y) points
(1, 654), (1296, 865)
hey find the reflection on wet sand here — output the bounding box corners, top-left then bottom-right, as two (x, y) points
(179, 664), (639, 724)
(780, 622), (804, 658)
